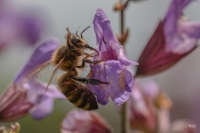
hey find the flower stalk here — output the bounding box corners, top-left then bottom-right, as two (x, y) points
(119, 0), (129, 133)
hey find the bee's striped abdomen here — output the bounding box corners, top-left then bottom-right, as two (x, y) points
(58, 74), (98, 110)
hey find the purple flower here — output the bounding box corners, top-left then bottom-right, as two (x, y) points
(164, 0), (200, 54)
(136, 0), (200, 77)
(0, 1), (43, 51)
(87, 9), (138, 105)
(61, 110), (112, 133)
(16, 37), (65, 120)
(0, 38), (65, 121)
(129, 80), (172, 133)
(129, 81), (157, 133)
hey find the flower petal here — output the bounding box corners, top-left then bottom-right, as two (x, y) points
(21, 15), (43, 44)
(87, 60), (133, 105)
(25, 80), (65, 103)
(24, 80), (65, 120)
(164, 0), (200, 54)
(14, 38), (59, 83)
(93, 8), (138, 66)
(29, 95), (54, 121)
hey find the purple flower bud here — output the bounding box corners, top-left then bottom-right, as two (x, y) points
(61, 110), (112, 133)
(136, 21), (197, 77)
(0, 83), (33, 122)
(87, 9), (138, 105)
(136, 0), (200, 76)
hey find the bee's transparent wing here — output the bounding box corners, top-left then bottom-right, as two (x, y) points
(23, 58), (65, 93)
(27, 60), (52, 79)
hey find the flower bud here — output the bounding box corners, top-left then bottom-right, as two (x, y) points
(0, 83), (33, 122)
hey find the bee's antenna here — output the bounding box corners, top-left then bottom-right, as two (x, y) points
(76, 26), (81, 35)
(66, 28), (71, 34)
(81, 26), (91, 38)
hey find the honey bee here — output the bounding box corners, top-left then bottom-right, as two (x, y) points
(30, 26), (109, 110)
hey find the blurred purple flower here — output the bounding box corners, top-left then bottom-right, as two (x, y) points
(87, 9), (138, 105)
(129, 80), (172, 133)
(0, 1), (43, 51)
(136, 0), (199, 77)
(61, 110), (112, 133)
(164, 0), (200, 54)
(0, 38), (65, 121)
(129, 81), (157, 133)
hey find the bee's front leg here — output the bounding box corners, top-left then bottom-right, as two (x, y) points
(70, 76), (109, 85)
(76, 59), (103, 68)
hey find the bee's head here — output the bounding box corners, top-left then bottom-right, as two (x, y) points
(70, 35), (87, 48)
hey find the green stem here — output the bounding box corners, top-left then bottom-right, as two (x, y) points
(121, 102), (128, 133)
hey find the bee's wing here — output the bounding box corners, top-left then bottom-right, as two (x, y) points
(27, 60), (52, 79)
(20, 60), (53, 89)
(23, 58), (64, 93)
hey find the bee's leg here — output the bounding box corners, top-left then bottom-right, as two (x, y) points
(80, 26), (91, 38)
(76, 59), (103, 68)
(84, 53), (96, 58)
(45, 58), (64, 93)
(70, 76), (109, 85)
(85, 44), (99, 56)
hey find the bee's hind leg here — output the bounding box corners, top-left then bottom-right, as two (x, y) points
(70, 76), (109, 85)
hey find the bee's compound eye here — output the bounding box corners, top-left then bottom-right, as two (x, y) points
(72, 38), (80, 43)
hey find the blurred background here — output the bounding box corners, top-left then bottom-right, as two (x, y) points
(0, 0), (200, 132)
